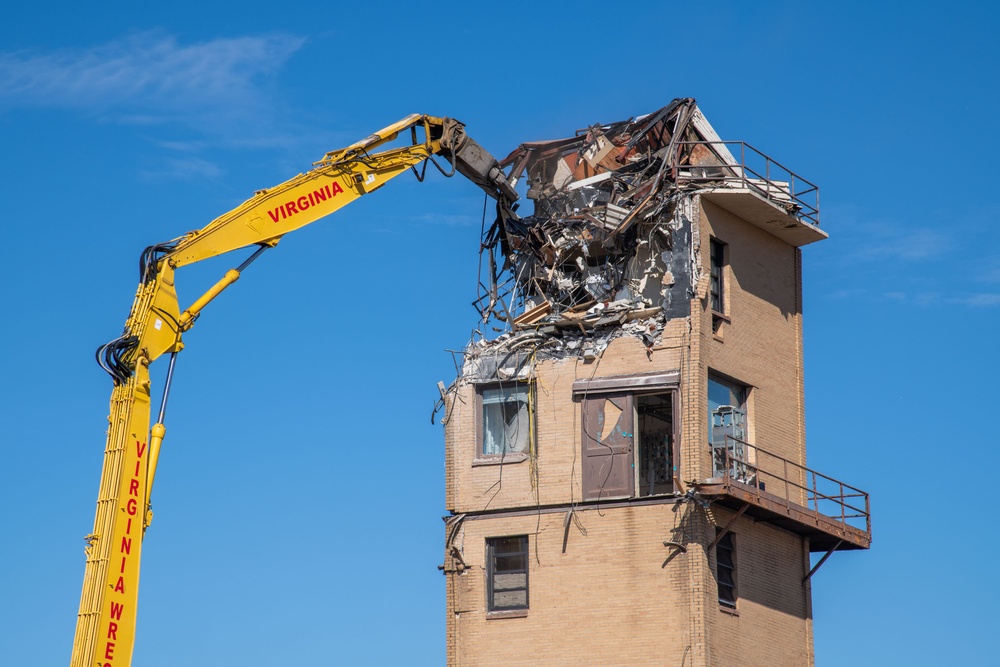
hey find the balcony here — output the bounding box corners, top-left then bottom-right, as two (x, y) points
(694, 436), (871, 552)
(677, 141), (828, 247)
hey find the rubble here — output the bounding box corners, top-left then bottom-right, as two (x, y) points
(461, 97), (806, 379)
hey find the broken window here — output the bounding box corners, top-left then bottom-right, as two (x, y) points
(479, 384), (531, 458)
(637, 393), (675, 497)
(709, 375), (750, 481)
(487, 535), (529, 612)
(575, 373), (680, 501)
(716, 529), (738, 609)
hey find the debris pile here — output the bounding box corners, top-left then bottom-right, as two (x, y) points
(463, 98), (762, 375)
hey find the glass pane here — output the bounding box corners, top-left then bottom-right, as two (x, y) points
(716, 530), (736, 606)
(482, 386), (528, 405)
(504, 401), (529, 453)
(488, 536), (529, 612)
(493, 536), (527, 554)
(709, 377), (744, 447)
(495, 554), (527, 572)
(493, 590), (527, 608)
(710, 240), (724, 311)
(482, 401), (505, 455)
(493, 572), (527, 590)
(708, 377), (740, 413)
(482, 386), (529, 456)
(717, 534), (735, 560)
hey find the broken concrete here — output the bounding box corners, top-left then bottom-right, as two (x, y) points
(458, 98), (821, 379)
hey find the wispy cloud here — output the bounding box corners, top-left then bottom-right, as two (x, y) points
(953, 293), (1000, 307)
(973, 264), (1000, 284)
(825, 288), (1000, 309)
(824, 287), (867, 300)
(411, 212), (482, 227)
(876, 227), (952, 261)
(831, 218), (952, 264)
(811, 204), (1000, 308)
(138, 156), (224, 182)
(0, 32), (305, 144)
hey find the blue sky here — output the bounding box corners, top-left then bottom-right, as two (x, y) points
(1, 1), (997, 665)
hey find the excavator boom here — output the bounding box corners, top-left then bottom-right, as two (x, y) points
(70, 114), (516, 667)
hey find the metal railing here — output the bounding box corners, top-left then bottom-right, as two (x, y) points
(676, 141), (820, 227)
(713, 436), (870, 535)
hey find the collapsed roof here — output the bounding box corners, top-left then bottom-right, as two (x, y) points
(463, 98), (818, 377)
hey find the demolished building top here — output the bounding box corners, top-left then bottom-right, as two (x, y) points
(464, 97), (824, 377)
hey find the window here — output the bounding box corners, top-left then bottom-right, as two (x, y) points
(574, 372), (680, 501)
(708, 375), (745, 436)
(636, 393), (674, 497)
(716, 530), (737, 609)
(708, 375), (749, 481)
(487, 536), (529, 612)
(479, 384), (531, 459)
(710, 238), (726, 312)
(710, 238), (728, 333)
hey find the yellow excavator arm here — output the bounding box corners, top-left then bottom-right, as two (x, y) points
(70, 114), (516, 667)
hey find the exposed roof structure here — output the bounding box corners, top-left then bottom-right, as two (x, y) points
(465, 98), (822, 374)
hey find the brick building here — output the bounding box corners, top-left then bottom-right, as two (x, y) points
(438, 100), (870, 667)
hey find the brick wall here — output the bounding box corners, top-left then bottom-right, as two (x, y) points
(444, 503), (812, 667)
(447, 329), (688, 515)
(704, 509), (812, 667)
(699, 198), (804, 469)
(445, 503), (700, 667)
(444, 192), (816, 666)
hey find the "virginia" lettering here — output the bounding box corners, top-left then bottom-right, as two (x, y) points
(267, 182), (344, 222)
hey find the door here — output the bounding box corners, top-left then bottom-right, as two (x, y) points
(582, 393), (634, 500)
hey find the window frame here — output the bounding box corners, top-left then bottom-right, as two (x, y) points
(708, 373), (751, 481)
(474, 381), (533, 465)
(708, 373), (748, 441)
(710, 237), (729, 333)
(573, 372), (682, 501)
(486, 535), (529, 615)
(635, 391), (677, 498)
(716, 529), (738, 610)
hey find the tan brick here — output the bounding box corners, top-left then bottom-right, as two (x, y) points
(444, 193), (830, 667)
